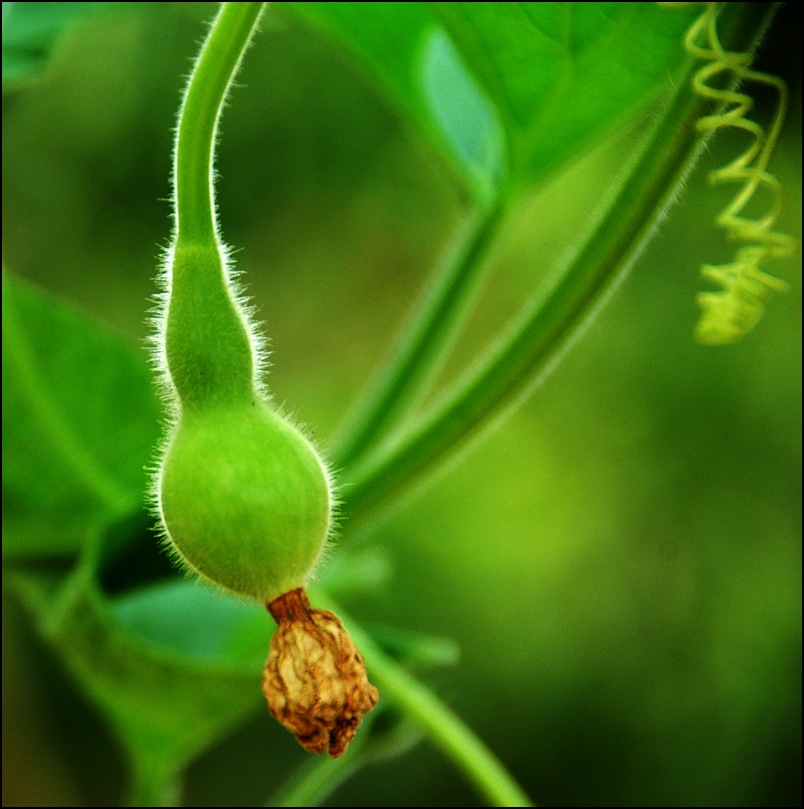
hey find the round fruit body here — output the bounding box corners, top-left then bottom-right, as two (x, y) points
(159, 401), (332, 602)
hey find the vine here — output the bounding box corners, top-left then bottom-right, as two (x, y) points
(668, 2), (798, 344)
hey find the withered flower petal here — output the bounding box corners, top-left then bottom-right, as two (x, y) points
(262, 588), (379, 758)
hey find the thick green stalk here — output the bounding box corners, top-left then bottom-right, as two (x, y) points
(166, 2), (264, 412)
(339, 3), (776, 525)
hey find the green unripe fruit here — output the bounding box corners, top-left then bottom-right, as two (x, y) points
(155, 240), (334, 602)
(153, 3), (334, 605)
(159, 402), (331, 602)
(151, 5), (377, 760)
(155, 240), (334, 603)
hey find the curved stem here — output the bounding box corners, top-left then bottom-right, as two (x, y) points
(339, 2), (777, 526)
(166, 2), (265, 409)
(125, 760), (182, 807)
(269, 754), (361, 808)
(315, 593), (533, 807)
(332, 198), (511, 472)
(357, 625), (533, 807)
(174, 2), (264, 245)
(268, 714), (375, 807)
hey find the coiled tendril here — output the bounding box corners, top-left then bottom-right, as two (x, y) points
(668, 2), (798, 344)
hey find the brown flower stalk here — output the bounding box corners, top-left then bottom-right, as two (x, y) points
(262, 588), (379, 758)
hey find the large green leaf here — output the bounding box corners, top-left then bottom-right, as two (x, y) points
(287, 2), (699, 197)
(2, 272), (161, 559)
(7, 568), (269, 803)
(284, 1), (504, 199)
(7, 560), (460, 803)
(434, 2), (699, 182)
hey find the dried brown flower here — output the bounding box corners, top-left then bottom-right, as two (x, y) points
(262, 588), (379, 758)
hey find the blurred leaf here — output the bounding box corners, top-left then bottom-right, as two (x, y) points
(111, 577), (272, 668)
(361, 623), (461, 669)
(2, 272), (160, 559)
(7, 567), (268, 803)
(433, 3), (699, 183)
(316, 545), (394, 597)
(287, 2), (698, 197)
(114, 578), (460, 674)
(284, 1), (504, 200)
(2, 1), (131, 86)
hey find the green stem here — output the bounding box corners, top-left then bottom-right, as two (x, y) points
(173, 2), (264, 245)
(125, 765), (181, 808)
(315, 593), (533, 807)
(339, 2), (777, 525)
(269, 754), (361, 808)
(166, 2), (264, 410)
(268, 714), (373, 807)
(268, 712), (422, 807)
(357, 625), (532, 807)
(331, 198), (511, 472)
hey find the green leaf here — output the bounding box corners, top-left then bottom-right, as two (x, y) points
(7, 567), (267, 804)
(284, 1), (504, 200)
(2, 1), (126, 86)
(8, 562), (458, 805)
(2, 272), (161, 559)
(288, 2), (699, 196)
(111, 578), (272, 668)
(418, 24), (505, 196)
(434, 2), (699, 183)
(360, 623), (461, 669)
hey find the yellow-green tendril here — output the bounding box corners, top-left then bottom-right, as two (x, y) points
(669, 2), (797, 344)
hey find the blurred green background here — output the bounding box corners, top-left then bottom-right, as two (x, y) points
(3, 2), (801, 806)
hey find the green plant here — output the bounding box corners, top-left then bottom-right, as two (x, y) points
(3, 2), (800, 807)
(672, 1), (798, 342)
(154, 4), (333, 605)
